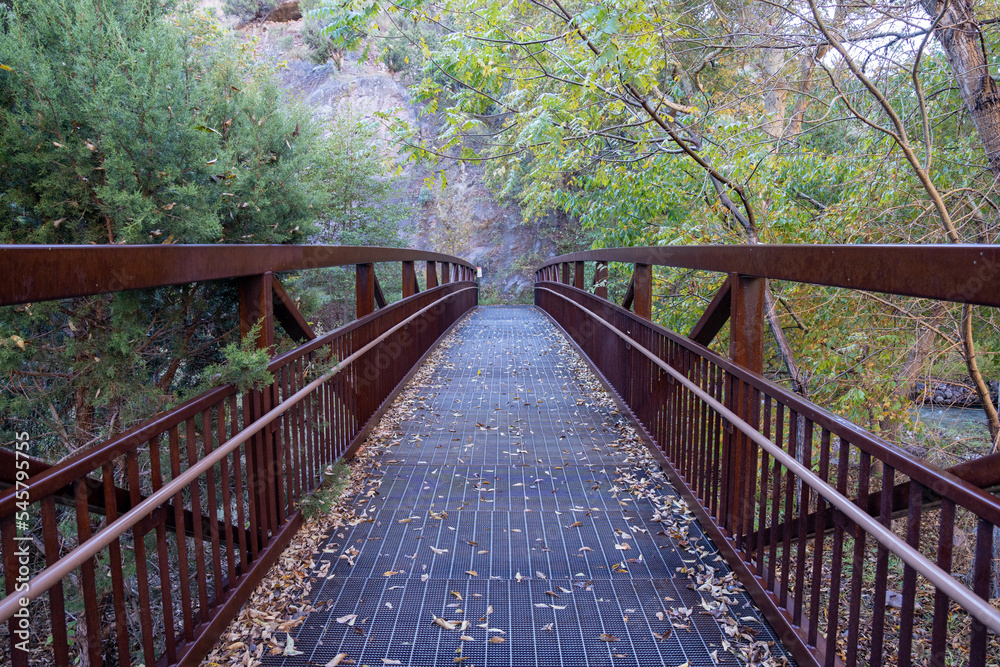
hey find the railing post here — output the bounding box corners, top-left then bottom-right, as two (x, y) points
(724, 272), (764, 536)
(594, 261), (608, 299)
(402, 260), (416, 298)
(238, 272), (275, 350)
(237, 272), (277, 555)
(561, 262), (571, 284)
(356, 263), (376, 318)
(574, 261), (585, 289)
(633, 263), (652, 320)
(427, 261), (439, 289)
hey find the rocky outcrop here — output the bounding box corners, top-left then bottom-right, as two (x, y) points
(913, 379), (1000, 407)
(267, 1), (301, 22)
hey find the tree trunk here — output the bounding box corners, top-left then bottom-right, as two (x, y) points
(761, 48), (788, 142)
(922, 0), (1000, 176)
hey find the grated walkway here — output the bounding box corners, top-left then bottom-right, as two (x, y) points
(264, 306), (794, 667)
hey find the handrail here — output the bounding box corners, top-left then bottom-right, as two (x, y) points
(537, 285), (1000, 636)
(0, 244), (476, 305)
(537, 244), (1000, 307)
(0, 286), (478, 625)
(0, 282), (467, 520)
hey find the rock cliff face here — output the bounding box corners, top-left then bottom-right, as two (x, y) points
(260, 22), (573, 300)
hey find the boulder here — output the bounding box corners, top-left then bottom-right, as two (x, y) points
(267, 1), (301, 22)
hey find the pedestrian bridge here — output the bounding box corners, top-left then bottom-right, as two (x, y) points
(2, 244), (1000, 667)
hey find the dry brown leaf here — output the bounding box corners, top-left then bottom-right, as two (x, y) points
(489, 636), (505, 643)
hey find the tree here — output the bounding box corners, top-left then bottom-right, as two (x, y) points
(0, 0), (320, 456)
(313, 0), (1000, 451)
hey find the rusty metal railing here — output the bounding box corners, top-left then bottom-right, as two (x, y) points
(535, 246), (1000, 667)
(0, 246), (478, 667)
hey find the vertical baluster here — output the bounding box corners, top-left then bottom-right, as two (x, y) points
(149, 437), (177, 661)
(779, 410), (797, 609)
(186, 419), (210, 618)
(793, 420), (813, 626)
(271, 372), (287, 527)
(125, 452), (154, 664)
(808, 429), (832, 649)
(929, 498), (955, 667)
(824, 441), (851, 667)
(767, 406), (784, 592)
(169, 427), (195, 640)
(709, 363), (723, 518)
(102, 463), (131, 665)
(290, 358), (304, 501)
(898, 479), (923, 665)
(1, 515), (27, 667)
(229, 395), (248, 574)
(281, 366), (295, 510)
(868, 459), (894, 665)
(202, 408), (224, 604)
(845, 451), (870, 667)
(41, 496), (71, 664)
(74, 477), (103, 665)
(260, 384), (278, 538)
(217, 402), (237, 586)
(755, 395), (773, 570)
(969, 518), (993, 665)
(243, 392), (260, 560)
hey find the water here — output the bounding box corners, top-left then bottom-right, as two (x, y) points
(916, 405), (990, 428)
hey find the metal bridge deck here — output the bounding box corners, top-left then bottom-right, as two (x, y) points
(263, 306), (794, 667)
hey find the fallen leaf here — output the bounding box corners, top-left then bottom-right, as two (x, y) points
(598, 634), (620, 642)
(489, 636), (505, 643)
(432, 616), (458, 631)
(382, 659), (401, 665)
(465, 570), (478, 576)
(336, 614), (357, 626)
(326, 654), (349, 666)
(282, 635), (304, 656)
(451, 591), (463, 600)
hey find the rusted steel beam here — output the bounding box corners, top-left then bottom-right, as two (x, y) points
(537, 245), (1000, 308)
(238, 273), (274, 350)
(271, 276), (315, 342)
(356, 263), (375, 318)
(594, 261), (608, 299)
(633, 263), (652, 320)
(725, 274), (764, 538)
(426, 261), (439, 289)
(574, 261), (585, 289)
(402, 261), (417, 298)
(729, 274), (764, 373)
(622, 276), (635, 311)
(688, 276), (732, 345)
(373, 273), (387, 309)
(561, 262), (571, 284)
(0, 245), (476, 306)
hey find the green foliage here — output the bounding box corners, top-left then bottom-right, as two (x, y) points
(0, 0), (323, 456)
(300, 461), (353, 518)
(222, 0), (276, 22)
(306, 111), (409, 246)
(199, 321), (274, 393)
